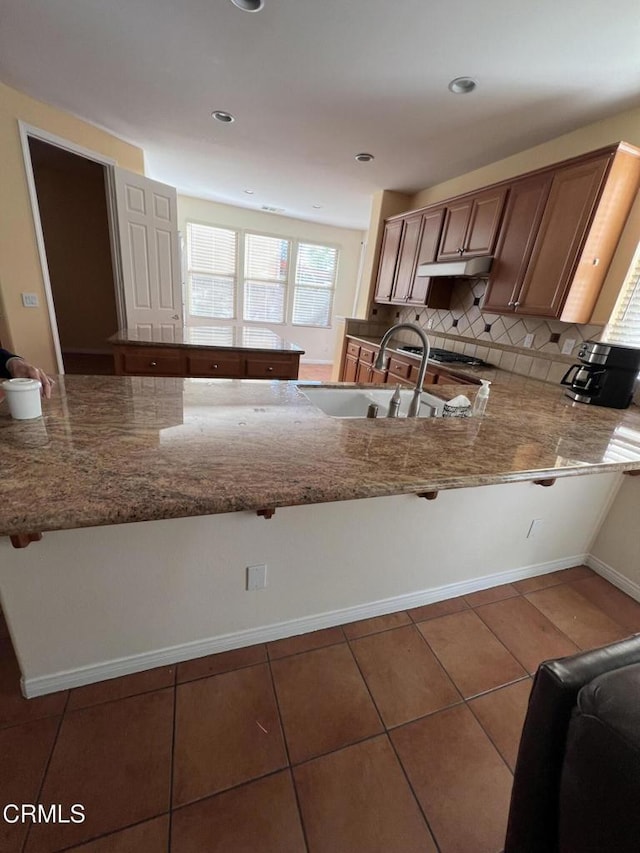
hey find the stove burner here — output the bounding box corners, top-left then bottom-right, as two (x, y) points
(400, 345), (488, 367)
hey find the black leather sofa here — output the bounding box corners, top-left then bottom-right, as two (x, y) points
(505, 634), (640, 853)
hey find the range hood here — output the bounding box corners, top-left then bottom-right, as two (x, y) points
(417, 256), (492, 278)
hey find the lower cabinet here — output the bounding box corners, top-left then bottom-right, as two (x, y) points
(112, 344), (301, 379)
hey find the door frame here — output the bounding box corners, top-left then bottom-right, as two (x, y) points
(18, 121), (126, 373)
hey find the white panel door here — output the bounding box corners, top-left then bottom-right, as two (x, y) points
(114, 168), (183, 340)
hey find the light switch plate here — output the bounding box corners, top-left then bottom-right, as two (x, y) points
(21, 292), (39, 307)
(561, 338), (576, 355)
(246, 564), (267, 591)
(523, 333), (535, 348)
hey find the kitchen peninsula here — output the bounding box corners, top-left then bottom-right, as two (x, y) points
(110, 325), (304, 379)
(1, 374), (639, 697)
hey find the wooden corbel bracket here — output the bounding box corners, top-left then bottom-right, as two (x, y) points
(417, 491), (439, 501)
(256, 508), (276, 519)
(533, 478), (557, 488)
(10, 532), (42, 549)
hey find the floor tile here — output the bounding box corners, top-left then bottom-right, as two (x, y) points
(67, 666), (175, 710)
(271, 643), (383, 764)
(569, 575), (640, 634)
(25, 689), (173, 852)
(0, 717), (59, 853)
(267, 627), (345, 660)
(468, 679), (532, 771)
(464, 583), (519, 608)
(342, 611), (411, 640)
(63, 815), (169, 852)
(476, 596), (579, 674)
(513, 565), (593, 594)
(391, 705), (512, 853)
(350, 625), (460, 728)
(417, 610), (526, 698)
(173, 663), (287, 806)
(294, 736), (437, 853)
(177, 644), (267, 683)
(526, 584), (630, 650)
(0, 639), (67, 729)
(172, 771), (305, 853)
(407, 596), (469, 624)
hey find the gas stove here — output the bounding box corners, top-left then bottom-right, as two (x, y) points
(400, 345), (488, 367)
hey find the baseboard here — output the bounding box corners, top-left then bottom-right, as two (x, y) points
(299, 359), (333, 365)
(586, 554), (640, 603)
(21, 552), (587, 697)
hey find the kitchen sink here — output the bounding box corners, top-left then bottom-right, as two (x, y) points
(300, 386), (445, 418)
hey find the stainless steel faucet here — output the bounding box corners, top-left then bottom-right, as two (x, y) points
(374, 323), (432, 417)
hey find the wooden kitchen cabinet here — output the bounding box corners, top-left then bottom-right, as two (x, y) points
(342, 355), (358, 382)
(407, 208), (451, 308)
(374, 219), (404, 302)
(437, 187), (507, 260)
(390, 213), (423, 302)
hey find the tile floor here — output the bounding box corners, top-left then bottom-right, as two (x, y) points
(2, 565), (640, 852)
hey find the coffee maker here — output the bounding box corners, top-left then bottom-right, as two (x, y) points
(561, 340), (640, 409)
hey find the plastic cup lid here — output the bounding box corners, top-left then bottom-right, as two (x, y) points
(1, 378), (42, 392)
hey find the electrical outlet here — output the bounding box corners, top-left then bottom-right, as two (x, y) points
(561, 338), (576, 355)
(246, 564), (267, 591)
(21, 292), (39, 307)
(527, 519), (545, 539)
(426, 318), (434, 330)
(523, 333), (535, 348)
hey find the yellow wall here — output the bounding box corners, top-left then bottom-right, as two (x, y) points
(0, 82), (144, 373)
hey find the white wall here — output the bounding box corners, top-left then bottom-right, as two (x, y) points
(177, 196), (365, 363)
(0, 474), (620, 695)
(591, 475), (640, 586)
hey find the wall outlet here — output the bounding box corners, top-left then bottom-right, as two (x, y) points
(527, 519), (545, 539)
(246, 564), (267, 591)
(426, 318), (434, 330)
(561, 338), (576, 355)
(523, 333), (535, 348)
(21, 292), (39, 307)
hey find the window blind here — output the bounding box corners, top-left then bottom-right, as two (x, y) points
(292, 243), (338, 327)
(605, 248), (640, 347)
(243, 234), (289, 323)
(186, 223), (237, 319)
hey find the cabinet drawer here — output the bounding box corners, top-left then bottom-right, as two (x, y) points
(409, 364), (439, 386)
(122, 350), (183, 376)
(346, 341), (361, 359)
(388, 357), (412, 381)
(187, 353), (243, 377)
(358, 345), (378, 365)
(245, 357), (297, 379)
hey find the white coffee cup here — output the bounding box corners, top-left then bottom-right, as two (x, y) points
(1, 378), (43, 420)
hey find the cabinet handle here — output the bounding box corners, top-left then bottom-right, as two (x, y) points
(592, 258), (600, 266)
(212, 363), (219, 369)
(457, 248), (464, 255)
(508, 300), (514, 307)
(150, 361), (157, 367)
(514, 301), (521, 308)
(267, 367), (274, 372)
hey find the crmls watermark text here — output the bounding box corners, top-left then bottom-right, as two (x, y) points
(3, 804), (85, 824)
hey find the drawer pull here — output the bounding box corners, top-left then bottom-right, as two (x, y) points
(212, 363), (219, 369)
(150, 361), (157, 367)
(267, 366), (274, 372)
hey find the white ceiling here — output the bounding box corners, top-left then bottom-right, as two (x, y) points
(2, 0), (640, 230)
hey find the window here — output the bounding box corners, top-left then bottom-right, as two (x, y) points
(292, 243), (338, 327)
(244, 233), (289, 323)
(186, 223), (237, 319)
(605, 246), (640, 346)
(185, 221), (340, 329)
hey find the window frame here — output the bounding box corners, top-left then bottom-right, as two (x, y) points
(185, 220), (239, 322)
(290, 239), (340, 329)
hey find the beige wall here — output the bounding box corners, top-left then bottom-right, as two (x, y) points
(591, 476), (640, 586)
(178, 195), (365, 362)
(0, 82), (144, 372)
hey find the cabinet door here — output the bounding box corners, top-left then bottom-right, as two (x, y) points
(391, 214), (423, 303)
(245, 355), (298, 379)
(463, 187), (507, 256)
(516, 156), (610, 317)
(483, 174), (553, 314)
(407, 208), (445, 304)
(342, 355), (358, 382)
(438, 199), (473, 260)
(356, 361), (373, 384)
(374, 219), (404, 302)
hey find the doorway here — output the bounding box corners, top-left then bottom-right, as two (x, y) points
(27, 137), (119, 375)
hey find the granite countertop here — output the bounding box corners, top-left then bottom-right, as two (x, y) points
(109, 326), (305, 353)
(1, 375), (639, 536)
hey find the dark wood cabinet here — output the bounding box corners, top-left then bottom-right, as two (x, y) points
(374, 219), (404, 302)
(438, 187), (506, 260)
(483, 173), (553, 314)
(407, 208), (448, 306)
(390, 214), (423, 302)
(342, 355), (358, 383)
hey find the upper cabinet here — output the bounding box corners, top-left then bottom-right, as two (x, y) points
(483, 145), (640, 322)
(373, 219), (404, 302)
(437, 187), (507, 260)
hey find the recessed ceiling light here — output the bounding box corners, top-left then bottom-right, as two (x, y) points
(312, 204), (323, 209)
(355, 153), (375, 162)
(448, 77), (477, 94)
(211, 110), (235, 123)
(244, 189), (255, 195)
(230, 0), (264, 9)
